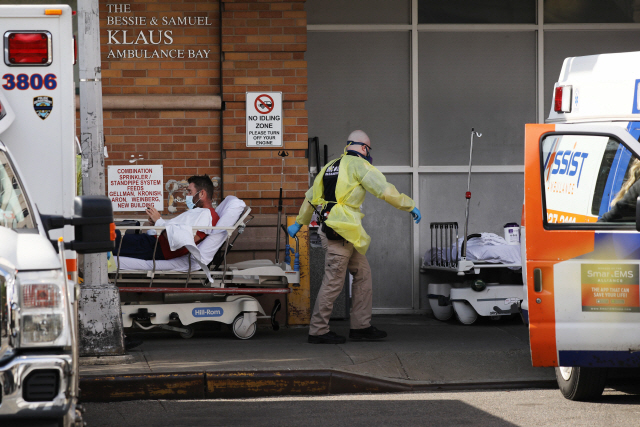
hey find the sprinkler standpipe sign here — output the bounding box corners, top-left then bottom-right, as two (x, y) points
(246, 92), (283, 147)
(108, 165), (164, 212)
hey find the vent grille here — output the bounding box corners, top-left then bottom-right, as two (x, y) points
(23, 370), (59, 402)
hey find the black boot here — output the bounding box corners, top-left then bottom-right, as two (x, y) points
(308, 331), (346, 344)
(349, 325), (387, 341)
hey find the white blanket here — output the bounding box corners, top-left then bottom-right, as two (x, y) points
(423, 233), (521, 269)
(155, 208), (213, 262)
(116, 196), (246, 274)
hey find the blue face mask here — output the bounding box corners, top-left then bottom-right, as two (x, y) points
(185, 191), (201, 209)
(185, 196), (195, 210)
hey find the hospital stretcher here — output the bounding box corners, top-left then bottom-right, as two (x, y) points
(424, 222), (522, 274)
(421, 222), (524, 325)
(108, 197), (299, 339)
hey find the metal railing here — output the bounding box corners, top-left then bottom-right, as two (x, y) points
(429, 222), (459, 268)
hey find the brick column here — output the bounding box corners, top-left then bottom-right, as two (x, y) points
(221, 0), (308, 216)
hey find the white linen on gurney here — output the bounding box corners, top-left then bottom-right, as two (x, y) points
(155, 208), (214, 271)
(116, 196), (246, 272)
(422, 233), (521, 269)
(154, 207), (213, 235)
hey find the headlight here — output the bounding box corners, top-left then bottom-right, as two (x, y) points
(21, 313), (64, 343)
(17, 270), (70, 348)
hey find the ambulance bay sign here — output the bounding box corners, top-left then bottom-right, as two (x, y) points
(108, 165), (163, 212)
(246, 92), (282, 147)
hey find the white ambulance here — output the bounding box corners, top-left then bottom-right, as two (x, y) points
(0, 5), (114, 425)
(523, 51), (640, 400)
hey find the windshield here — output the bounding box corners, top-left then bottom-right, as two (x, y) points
(0, 150), (35, 230)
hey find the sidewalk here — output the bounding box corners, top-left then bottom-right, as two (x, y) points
(79, 315), (556, 400)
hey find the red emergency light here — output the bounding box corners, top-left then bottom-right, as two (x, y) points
(553, 85), (572, 113)
(4, 31), (52, 66)
(22, 284), (60, 308)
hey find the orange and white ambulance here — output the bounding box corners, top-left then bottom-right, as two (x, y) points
(0, 5), (113, 425)
(523, 51), (640, 400)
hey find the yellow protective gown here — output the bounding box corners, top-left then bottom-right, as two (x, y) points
(295, 153), (415, 254)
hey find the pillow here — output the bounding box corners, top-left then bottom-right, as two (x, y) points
(195, 196), (246, 263)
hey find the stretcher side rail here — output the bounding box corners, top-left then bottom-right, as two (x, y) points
(111, 207), (252, 287)
(422, 261), (523, 275)
(428, 222), (459, 268)
(111, 266), (300, 288)
(119, 287), (291, 295)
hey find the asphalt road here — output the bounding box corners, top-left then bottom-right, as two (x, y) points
(83, 384), (640, 427)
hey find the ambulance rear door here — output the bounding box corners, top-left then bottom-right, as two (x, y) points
(0, 5), (76, 266)
(525, 122), (640, 368)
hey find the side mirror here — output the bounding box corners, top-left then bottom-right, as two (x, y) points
(71, 196), (115, 254)
(41, 196), (115, 254)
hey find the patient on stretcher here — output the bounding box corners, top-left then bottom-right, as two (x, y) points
(114, 192), (246, 273)
(115, 175), (219, 260)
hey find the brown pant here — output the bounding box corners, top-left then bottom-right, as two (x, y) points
(309, 230), (373, 336)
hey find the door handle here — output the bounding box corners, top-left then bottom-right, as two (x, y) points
(534, 268), (542, 292)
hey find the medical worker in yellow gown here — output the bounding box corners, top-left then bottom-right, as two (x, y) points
(288, 130), (421, 344)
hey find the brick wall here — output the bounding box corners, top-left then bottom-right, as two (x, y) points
(96, 0), (222, 188)
(101, 110), (220, 180)
(221, 0), (308, 215)
(99, 0), (220, 95)
(89, 0), (308, 218)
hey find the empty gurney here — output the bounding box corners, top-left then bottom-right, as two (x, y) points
(421, 222), (523, 325)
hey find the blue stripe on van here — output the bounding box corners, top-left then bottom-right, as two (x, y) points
(626, 121), (640, 141)
(586, 232), (640, 260)
(633, 79), (640, 114)
(558, 350), (640, 368)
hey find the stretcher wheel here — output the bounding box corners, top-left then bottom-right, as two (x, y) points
(452, 301), (478, 325)
(232, 314), (256, 340)
(427, 284), (453, 321)
(179, 326), (195, 339)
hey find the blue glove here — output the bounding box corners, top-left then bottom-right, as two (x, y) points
(288, 222), (302, 238)
(411, 207), (421, 224)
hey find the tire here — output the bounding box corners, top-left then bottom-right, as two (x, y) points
(555, 366), (608, 401)
(179, 326), (195, 339)
(232, 314), (257, 340)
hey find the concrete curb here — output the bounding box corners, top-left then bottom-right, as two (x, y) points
(79, 353), (138, 366)
(79, 371), (558, 402)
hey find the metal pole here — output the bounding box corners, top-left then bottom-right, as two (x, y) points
(462, 128), (481, 259)
(275, 151), (288, 264)
(58, 239), (80, 402)
(79, 0), (107, 285)
(78, 0), (125, 356)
